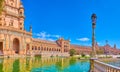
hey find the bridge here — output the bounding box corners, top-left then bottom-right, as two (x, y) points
(90, 58), (120, 72)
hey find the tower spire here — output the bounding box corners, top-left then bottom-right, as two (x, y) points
(30, 25), (32, 32)
(106, 40), (108, 45)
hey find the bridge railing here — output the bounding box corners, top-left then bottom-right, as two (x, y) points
(91, 59), (120, 72)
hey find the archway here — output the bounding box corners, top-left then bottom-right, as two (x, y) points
(0, 42), (3, 54)
(13, 38), (20, 54)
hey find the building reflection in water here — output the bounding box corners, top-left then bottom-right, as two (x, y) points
(0, 57), (89, 72)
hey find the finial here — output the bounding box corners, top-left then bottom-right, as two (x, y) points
(30, 25), (32, 32)
(20, 2), (24, 8)
(106, 40), (108, 45)
(114, 44), (116, 49)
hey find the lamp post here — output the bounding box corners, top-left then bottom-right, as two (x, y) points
(91, 13), (97, 58)
(90, 13), (97, 72)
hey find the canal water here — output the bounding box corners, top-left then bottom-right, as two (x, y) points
(0, 57), (90, 72)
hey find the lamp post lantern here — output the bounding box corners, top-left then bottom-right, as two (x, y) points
(91, 13), (97, 58)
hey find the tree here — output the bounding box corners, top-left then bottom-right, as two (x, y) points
(81, 52), (85, 57)
(0, 0), (4, 14)
(69, 49), (76, 56)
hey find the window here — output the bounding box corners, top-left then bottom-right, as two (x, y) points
(20, 23), (22, 25)
(20, 12), (22, 15)
(10, 20), (13, 26)
(20, 27), (22, 30)
(32, 48), (34, 50)
(4, 23), (6, 26)
(11, 3), (13, 6)
(11, 22), (13, 26)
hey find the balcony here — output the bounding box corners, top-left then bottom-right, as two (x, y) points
(3, 8), (25, 18)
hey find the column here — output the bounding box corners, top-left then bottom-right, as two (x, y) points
(3, 34), (7, 55)
(23, 34), (26, 55)
(20, 36), (22, 55)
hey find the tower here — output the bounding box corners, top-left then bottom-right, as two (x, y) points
(56, 38), (70, 53)
(0, 0), (25, 30)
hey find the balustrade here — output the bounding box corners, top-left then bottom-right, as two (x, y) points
(91, 59), (120, 72)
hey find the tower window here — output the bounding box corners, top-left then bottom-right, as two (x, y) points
(10, 20), (13, 26)
(11, 3), (13, 6)
(20, 23), (22, 25)
(4, 23), (6, 26)
(20, 27), (22, 30)
(20, 12), (22, 15)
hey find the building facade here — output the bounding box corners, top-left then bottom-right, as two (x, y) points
(0, 0), (70, 57)
(100, 44), (120, 55)
(70, 45), (92, 55)
(0, 0), (32, 56)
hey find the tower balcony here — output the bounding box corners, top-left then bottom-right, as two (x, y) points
(3, 8), (25, 18)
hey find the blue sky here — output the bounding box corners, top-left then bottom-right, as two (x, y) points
(22, 0), (120, 48)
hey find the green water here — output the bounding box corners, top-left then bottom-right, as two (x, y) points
(0, 57), (90, 72)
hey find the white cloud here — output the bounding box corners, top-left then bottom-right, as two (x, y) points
(47, 39), (55, 42)
(97, 42), (101, 45)
(35, 31), (50, 39)
(34, 31), (61, 41)
(52, 35), (60, 38)
(77, 37), (90, 42)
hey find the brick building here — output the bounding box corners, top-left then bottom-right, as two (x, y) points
(100, 44), (120, 55)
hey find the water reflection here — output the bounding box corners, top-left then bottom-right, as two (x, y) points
(0, 57), (90, 72)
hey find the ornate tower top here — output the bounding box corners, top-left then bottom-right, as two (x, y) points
(0, 0), (25, 30)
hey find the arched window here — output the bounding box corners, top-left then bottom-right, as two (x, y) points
(49, 48), (51, 51)
(32, 46), (34, 50)
(38, 47), (40, 50)
(44, 47), (46, 51)
(41, 47), (43, 51)
(47, 48), (48, 51)
(35, 46), (37, 50)
(20, 11), (22, 15)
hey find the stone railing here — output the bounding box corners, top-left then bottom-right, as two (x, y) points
(90, 59), (120, 72)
